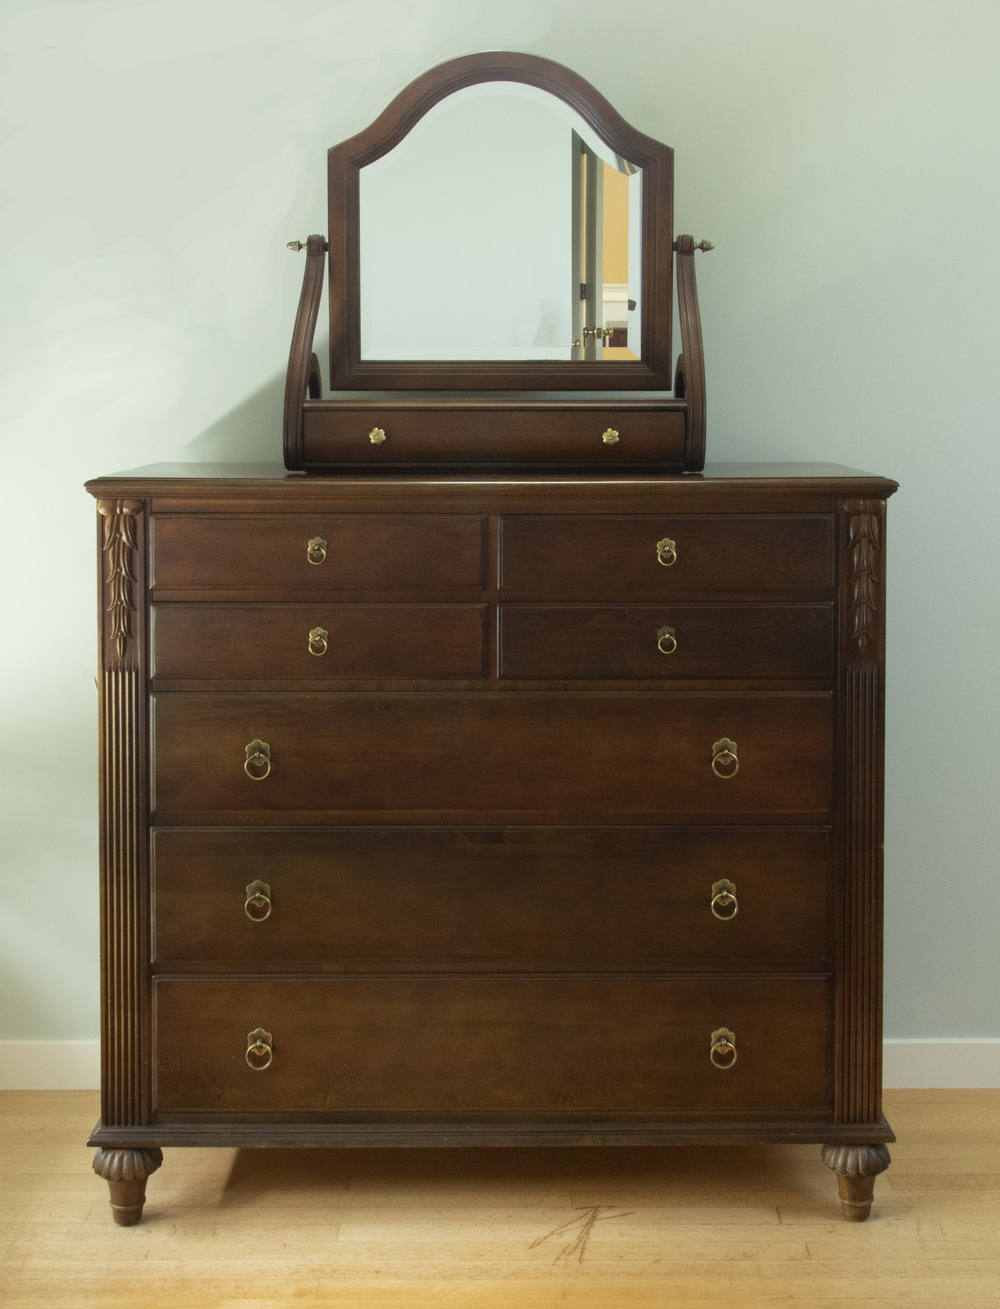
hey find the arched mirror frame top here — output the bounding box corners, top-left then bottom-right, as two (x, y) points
(326, 51), (675, 391)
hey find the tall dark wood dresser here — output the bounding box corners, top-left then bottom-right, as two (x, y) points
(86, 54), (897, 1226)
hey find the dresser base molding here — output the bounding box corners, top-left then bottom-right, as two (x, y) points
(89, 1118), (893, 1149)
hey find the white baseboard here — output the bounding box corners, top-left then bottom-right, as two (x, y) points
(2, 1039), (999, 1091)
(0, 1042), (101, 1090)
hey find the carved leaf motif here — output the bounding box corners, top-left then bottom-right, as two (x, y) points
(847, 505), (881, 659)
(98, 500), (141, 662)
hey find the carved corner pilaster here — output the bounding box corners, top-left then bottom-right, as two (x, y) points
(843, 499), (885, 665)
(93, 1147), (163, 1226)
(821, 1143), (891, 1221)
(97, 499), (142, 664)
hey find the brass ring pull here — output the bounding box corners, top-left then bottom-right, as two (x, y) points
(244, 880), (272, 922)
(710, 1027), (737, 1070)
(710, 878), (738, 920)
(711, 738), (739, 779)
(601, 428), (620, 445)
(244, 739), (271, 781)
(245, 1028), (273, 1071)
(656, 625), (677, 655)
(306, 536), (327, 565)
(656, 537), (677, 567)
(308, 626), (329, 657)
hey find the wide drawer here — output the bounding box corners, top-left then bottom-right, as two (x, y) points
(151, 514), (485, 592)
(500, 515), (835, 595)
(151, 827), (831, 972)
(300, 405), (687, 469)
(151, 693), (832, 820)
(499, 604), (832, 679)
(152, 604), (486, 680)
(154, 977), (832, 1115)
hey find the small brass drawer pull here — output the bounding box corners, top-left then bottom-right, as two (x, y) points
(710, 878), (738, 920)
(710, 1027), (737, 1069)
(601, 428), (620, 445)
(244, 880), (272, 922)
(655, 536), (677, 567)
(656, 625), (677, 655)
(308, 626), (329, 657)
(369, 426), (387, 445)
(244, 739), (271, 781)
(306, 536), (327, 565)
(711, 737), (739, 779)
(245, 1028), (273, 1071)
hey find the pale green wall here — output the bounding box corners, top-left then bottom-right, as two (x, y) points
(1, 0), (997, 1040)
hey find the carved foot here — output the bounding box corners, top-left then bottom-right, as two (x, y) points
(821, 1143), (891, 1221)
(92, 1147), (163, 1226)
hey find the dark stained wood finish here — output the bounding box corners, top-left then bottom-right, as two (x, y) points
(499, 514), (835, 596)
(154, 977), (832, 1116)
(150, 691), (832, 821)
(151, 826), (832, 973)
(150, 513), (485, 594)
(299, 401), (688, 470)
(498, 604), (832, 680)
(86, 463), (897, 1224)
(92, 1147), (162, 1226)
(152, 603), (486, 680)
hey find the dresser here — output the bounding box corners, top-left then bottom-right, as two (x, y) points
(86, 461), (896, 1225)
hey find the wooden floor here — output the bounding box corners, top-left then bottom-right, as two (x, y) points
(2, 1090), (998, 1308)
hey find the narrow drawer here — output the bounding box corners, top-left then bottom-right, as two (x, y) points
(300, 405), (687, 468)
(152, 827), (831, 973)
(152, 604), (486, 680)
(500, 515), (835, 595)
(151, 693), (832, 819)
(151, 514), (485, 592)
(499, 604), (832, 679)
(155, 977), (831, 1115)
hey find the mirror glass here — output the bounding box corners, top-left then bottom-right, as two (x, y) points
(359, 82), (642, 362)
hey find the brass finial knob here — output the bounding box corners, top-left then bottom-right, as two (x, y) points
(694, 240), (715, 252)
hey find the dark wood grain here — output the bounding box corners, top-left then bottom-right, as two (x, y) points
(152, 603), (486, 680)
(154, 977), (831, 1115)
(151, 826), (832, 973)
(151, 514), (485, 593)
(498, 604), (832, 679)
(499, 514), (835, 596)
(150, 691), (832, 821)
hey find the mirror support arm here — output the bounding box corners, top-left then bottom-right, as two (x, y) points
(674, 234), (707, 472)
(283, 234), (328, 471)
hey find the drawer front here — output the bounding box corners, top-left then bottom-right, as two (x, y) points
(499, 604), (832, 680)
(500, 515), (835, 596)
(154, 977), (831, 1115)
(152, 693), (832, 819)
(301, 406), (687, 467)
(151, 514), (485, 592)
(152, 827), (831, 973)
(152, 604), (486, 680)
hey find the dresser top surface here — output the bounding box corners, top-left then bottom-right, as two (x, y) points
(87, 462), (898, 500)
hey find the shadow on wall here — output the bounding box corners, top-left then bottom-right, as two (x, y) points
(176, 359), (310, 465)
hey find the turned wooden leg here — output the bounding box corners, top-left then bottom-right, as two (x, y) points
(821, 1143), (891, 1221)
(92, 1147), (163, 1226)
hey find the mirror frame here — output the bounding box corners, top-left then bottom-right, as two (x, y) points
(326, 52), (674, 391)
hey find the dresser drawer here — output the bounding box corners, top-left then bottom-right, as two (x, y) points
(152, 827), (831, 972)
(151, 514), (485, 592)
(154, 977), (831, 1116)
(300, 404), (687, 468)
(152, 604), (486, 680)
(500, 515), (835, 596)
(499, 604), (832, 679)
(151, 692), (832, 820)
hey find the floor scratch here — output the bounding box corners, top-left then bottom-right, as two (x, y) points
(529, 1205), (636, 1264)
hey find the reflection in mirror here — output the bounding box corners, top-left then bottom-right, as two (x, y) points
(359, 82), (641, 362)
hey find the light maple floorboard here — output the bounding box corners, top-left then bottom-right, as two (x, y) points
(2, 1090), (999, 1308)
